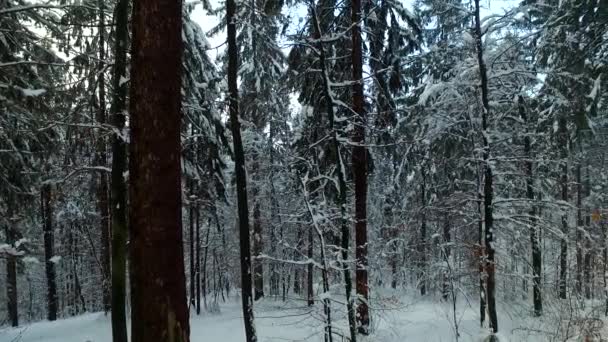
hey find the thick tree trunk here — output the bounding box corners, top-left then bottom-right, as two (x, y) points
(351, 0), (369, 333)
(474, 0), (497, 333)
(42, 184), (58, 321)
(129, 0), (190, 340)
(109, 0), (129, 338)
(226, 0), (257, 338)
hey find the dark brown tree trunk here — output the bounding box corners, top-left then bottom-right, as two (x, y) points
(351, 0), (369, 333)
(129, 0), (190, 340)
(474, 0), (497, 333)
(202, 215), (212, 308)
(576, 164), (583, 295)
(603, 221), (608, 316)
(419, 170), (427, 296)
(519, 96), (542, 316)
(42, 184), (58, 321)
(442, 217), (451, 301)
(307, 224), (314, 306)
(6, 200), (18, 327)
(253, 198), (264, 300)
(558, 118), (569, 300)
(269, 128), (280, 297)
(584, 165), (592, 300)
(189, 182), (196, 308)
(478, 194), (486, 327)
(96, 0), (111, 314)
(196, 205), (201, 315)
(309, 3), (355, 339)
(109, 0), (129, 338)
(227, 0), (257, 338)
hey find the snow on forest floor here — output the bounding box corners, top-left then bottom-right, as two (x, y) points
(2, 293), (607, 342)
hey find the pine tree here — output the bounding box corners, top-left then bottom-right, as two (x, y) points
(129, 0), (190, 340)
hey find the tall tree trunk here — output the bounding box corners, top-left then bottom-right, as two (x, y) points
(477, 194), (486, 327)
(189, 181), (196, 308)
(253, 198), (264, 300)
(419, 170), (427, 296)
(5, 200), (18, 327)
(576, 164), (583, 295)
(603, 220), (608, 316)
(42, 184), (58, 321)
(109, 0), (129, 338)
(226, 0), (257, 338)
(309, 2), (355, 339)
(558, 118), (569, 300)
(269, 126), (280, 297)
(474, 0), (498, 333)
(519, 96), (542, 316)
(196, 205), (201, 315)
(351, 0), (369, 333)
(300, 176), (334, 342)
(307, 224), (314, 306)
(96, 0), (111, 314)
(584, 164), (591, 300)
(129, 0), (190, 340)
(442, 214), (451, 301)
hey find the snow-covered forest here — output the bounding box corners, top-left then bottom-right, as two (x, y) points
(1, 0), (607, 341)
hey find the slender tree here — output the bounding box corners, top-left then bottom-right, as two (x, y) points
(5, 200), (18, 327)
(227, 0), (257, 338)
(109, 0), (129, 338)
(519, 96), (542, 316)
(42, 183), (58, 321)
(95, 0), (111, 314)
(473, 0), (498, 334)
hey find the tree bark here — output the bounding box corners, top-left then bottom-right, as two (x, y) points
(351, 0), (369, 333)
(5, 200), (18, 327)
(129, 0), (190, 340)
(558, 118), (569, 300)
(519, 96), (542, 316)
(442, 214), (451, 301)
(227, 0), (257, 338)
(42, 184), (58, 321)
(576, 164), (583, 295)
(419, 169), (427, 296)
(584, 164), (592, 300)
(196, 205), (201, 315)
(96, 0), (111, 314)
(474, 0), (497, 333)
(253, 198), (264, 300)
(307, 224), (314, 306)
(189, 181), (196, 308)
(309, 2), (356, 339)
(109, 0), (129, 338)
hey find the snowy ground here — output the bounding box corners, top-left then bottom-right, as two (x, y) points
(2, 293), (606, 342)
